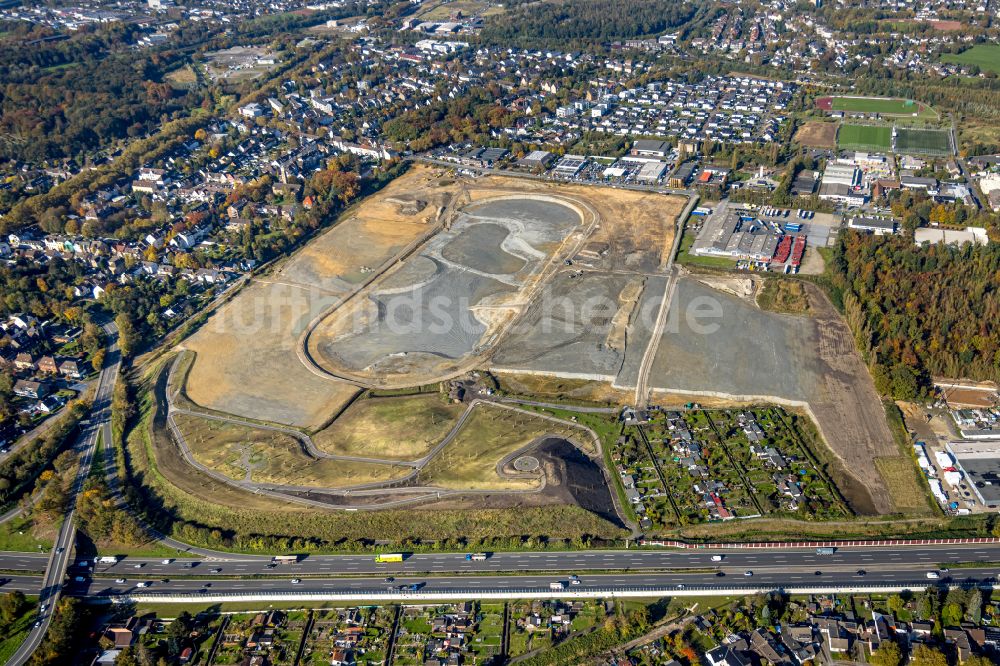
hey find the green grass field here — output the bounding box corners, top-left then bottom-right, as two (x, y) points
(894, 128), (952, 155)
(941, 44), (1000, 74)
(837, 124), (892, 150)
(832, 96), (920, 115)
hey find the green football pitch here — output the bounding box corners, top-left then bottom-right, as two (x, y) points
(837, 124), (892, 150)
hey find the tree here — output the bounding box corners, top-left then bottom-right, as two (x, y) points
(966, 587), (983, 625)
(941, 602), (963, 627)
(909, 645), (948, 666)
(962, 656), (994, 666)
(115, 312), (136, 359)
(869, 641), (902, 666)
(0, 590), (27, 624)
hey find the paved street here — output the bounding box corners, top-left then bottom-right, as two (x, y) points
(5, 324), (120, 666)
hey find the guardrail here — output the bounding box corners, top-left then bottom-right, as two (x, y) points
(638, 538), (1000, 549)
(100, 580), (999, 604)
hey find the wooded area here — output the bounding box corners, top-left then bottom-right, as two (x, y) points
(479, 0), (697, 48)
(831, 232), (1000, 398)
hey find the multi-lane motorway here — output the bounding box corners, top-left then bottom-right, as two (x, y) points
(2, 561), (1000, 601)
(3, 543), (1000, 605)
(4, 543), (1000, 579)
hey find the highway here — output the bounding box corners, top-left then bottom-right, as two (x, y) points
(5, 543), (1000, 579)
(5, 324), (119, 666)
(3, 563), (1000, 603)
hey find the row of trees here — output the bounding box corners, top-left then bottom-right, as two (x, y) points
(0, 400), (86, 513)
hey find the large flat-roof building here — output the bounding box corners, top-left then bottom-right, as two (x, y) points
(946, 441), (1000, 507)
(636, 160), (668, 184)
(553, 155), (588, 177)
(518, 150), (554, 170)
(690, 200), (781, 263)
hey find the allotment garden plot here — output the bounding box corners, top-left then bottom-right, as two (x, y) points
(647, 277), (906, 516)
(613, 407), (849, 529)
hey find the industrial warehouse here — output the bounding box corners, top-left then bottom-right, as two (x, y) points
(689, 200), (806, 270)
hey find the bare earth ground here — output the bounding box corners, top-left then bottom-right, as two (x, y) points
(180, 166), (452, 428)
(313, 393), (466, 460)
(795, 121), (840, 149)
(181, 280), (358, 429)
(933, 380), (999, 409)
(473, 178), (683, 272)
(647, 277), (899, 515)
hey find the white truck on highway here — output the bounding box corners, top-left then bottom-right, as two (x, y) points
(96, 556), (119, 565)
(549, 581), (566, 591)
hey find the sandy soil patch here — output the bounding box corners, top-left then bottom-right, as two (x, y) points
(181, 166), (458, 428)
(469, 178), (683, 272)
(795, 121), (839, 149)
(934, 380), (999, 409)
(181, 280), (358, 429)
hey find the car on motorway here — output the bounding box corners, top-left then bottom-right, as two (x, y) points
(199, 588), (208, 594)
(856, 570), (866, 576)
(211, 568), (222, 574)
(711, 555), (724, 562)
(926, 571), (941, 579)
(161, 559), (173, 564)
(115, 578), (127, 584)
(266, 563), (277, 569)
(716, 571), (726, 577)
(570, 578), (581, 586)
(34, 620), (41, 628)
(56, 547), (64, 554)
(133, 563), (144, 568)
(744, 570), (753, 577)
(940, 568), (950, 573)
(384, 576), (395, 583)
(676, 583), (685, 589)
(814, 571), (822, 576)
(136, 582), (149, 587)
(291, 578), (302, 584)
(73, 576), (87, 582)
